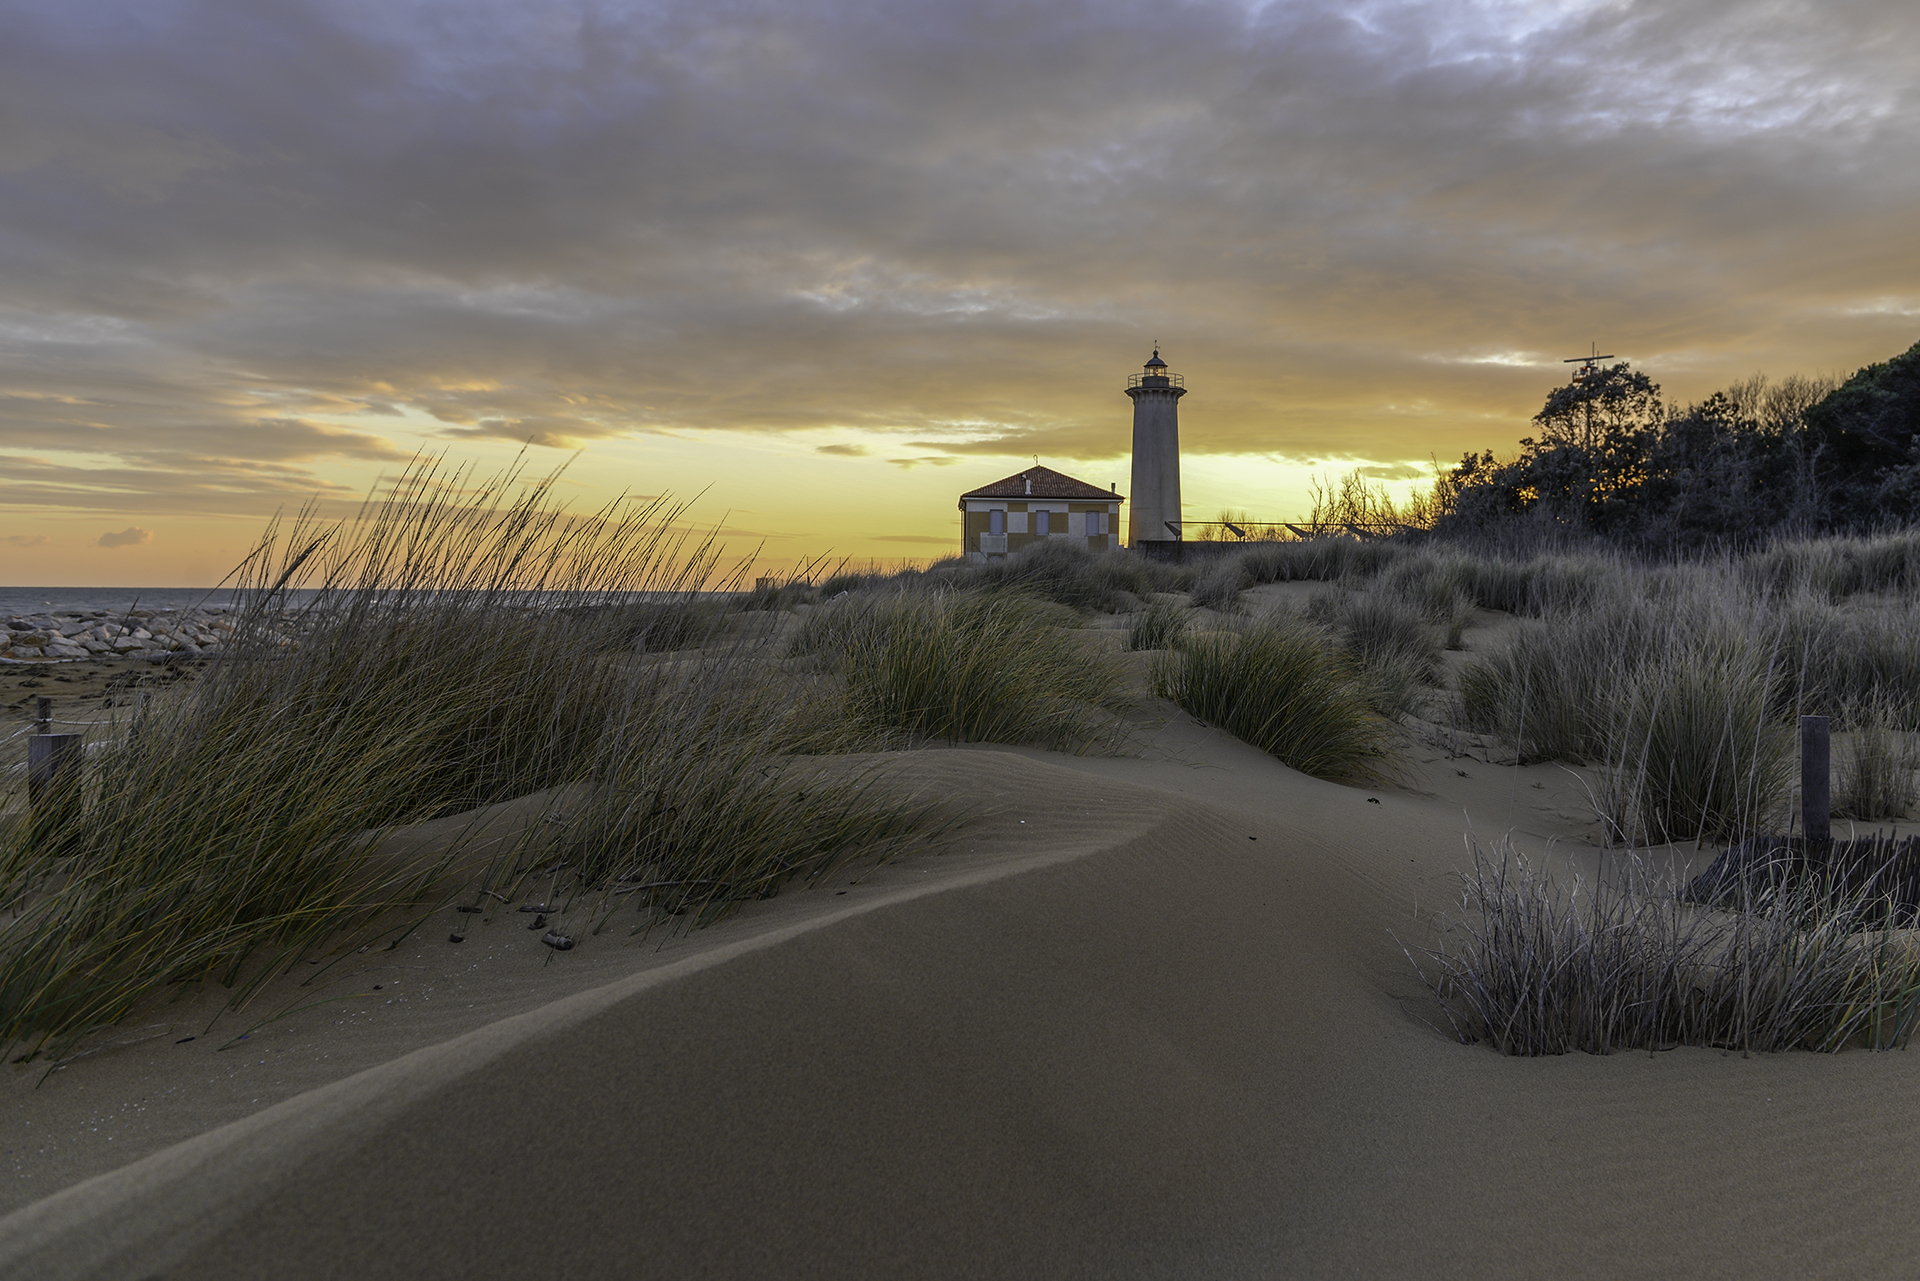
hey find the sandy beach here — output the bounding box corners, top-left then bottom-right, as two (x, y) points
(6, 0), (1916, 1270)
(5, 613), (1918, 1278)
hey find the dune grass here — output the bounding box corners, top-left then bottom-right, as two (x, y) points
(1449, 551), (1920, 843)
(0, 460), (937, 1059)
(19, 510), (1920, 1057)
(1126, 597), (1190, 651)
(926, 539), (1189, 613)
(1835, 703), (1920, 821)
(554, 684), (937, 928)
(1151, 616), (1399, 783)
(1187, 557), (1248, 612)
(1304, 588), (1443, 721)
(795, 588), (1125, 748)
(1596, 638), (1795, 845)
(1411, 839), (1920, 1055)
(1743, 530), (1920, 601)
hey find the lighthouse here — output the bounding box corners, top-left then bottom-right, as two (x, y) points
(1124, 347), (1185, 546)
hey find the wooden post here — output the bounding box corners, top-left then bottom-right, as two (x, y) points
(27, 695), (81, 809)
(27, 734), (82, 807)
(1800, 714), (1831, 845)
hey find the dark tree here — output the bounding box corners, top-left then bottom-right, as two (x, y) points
(1434, 341), (1920, 551)
(1803, 340), (1920, 531)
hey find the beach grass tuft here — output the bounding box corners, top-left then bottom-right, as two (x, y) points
(1411, 838), (1920, 1055)
(1835, 702), (1920, 821)
(1187, 558), (1248, 612)
(1597, 637), (1794, 845)
(1126, 597), (1190, 651)
(1151, 616), (1399, 783)
(796, 589), (1125, 748)
(926, 539), (1188, 613)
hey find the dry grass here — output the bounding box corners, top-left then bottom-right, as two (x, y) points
(1151, 616), (1399, 784)
(1126, 597), (1190, 651)
(0, 460), (936, 1059)
(1304, 588), (1442, 721)
(1452, 554), (1919, 843)
(1596, 638), (1795, 845)
(1836, 704), (1920, 821)
(1410, 839), (1920, 1055)
(793, 588), (1126, 749)
(925, 539), (1188, 613)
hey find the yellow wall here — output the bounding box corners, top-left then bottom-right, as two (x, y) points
(959, 501), (1115, 558)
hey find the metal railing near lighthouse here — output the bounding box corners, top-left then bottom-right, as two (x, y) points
(1130, 518), (1425, 561)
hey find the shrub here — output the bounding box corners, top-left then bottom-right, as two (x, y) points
(1151, 617), (1398, 783)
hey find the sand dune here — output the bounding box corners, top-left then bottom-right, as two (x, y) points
(7, 709), (1920, 1278)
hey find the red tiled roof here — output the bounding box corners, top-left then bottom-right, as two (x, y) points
(959, 465), (1124, 502)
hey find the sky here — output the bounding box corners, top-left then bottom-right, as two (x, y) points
(2, 0), (1917, 584)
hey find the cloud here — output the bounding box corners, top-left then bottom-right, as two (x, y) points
(815, 443), (870, 457)
(0, 0), (1916, 517)
(98, 525), (153, 548)
(3, 534), (50, 546)
(887, 456), (963, 469)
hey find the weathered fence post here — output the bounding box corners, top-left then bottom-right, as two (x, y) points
(1800, 714), (1831, 846)
(26, 695), (82, 808)
(27, 735), (82, 806)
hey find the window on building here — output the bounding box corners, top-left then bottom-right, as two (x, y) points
(1035, 509), (1050, 536)
(989, 509), (1005, 535)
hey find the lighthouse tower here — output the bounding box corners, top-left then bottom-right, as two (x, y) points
(1124, 347), (1186, 546)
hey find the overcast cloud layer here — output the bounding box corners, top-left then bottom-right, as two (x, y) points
(2, 0), (1917, 520)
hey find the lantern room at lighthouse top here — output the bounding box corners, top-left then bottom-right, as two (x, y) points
(1127, 348), (1185, 391)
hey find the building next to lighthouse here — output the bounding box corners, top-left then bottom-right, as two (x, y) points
(957, 466), (1123, 563)
(1125, 347), (1185, 546)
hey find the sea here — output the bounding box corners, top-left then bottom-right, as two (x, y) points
(0, 586), (258, 619)
(0, 585), (736, 620)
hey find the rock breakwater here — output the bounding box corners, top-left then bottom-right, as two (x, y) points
(0, 606), (281, 663)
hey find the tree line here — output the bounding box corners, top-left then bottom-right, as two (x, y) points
(1432, 339), (1920, 549)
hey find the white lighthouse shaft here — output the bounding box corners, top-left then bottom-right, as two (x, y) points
(1125, 349), (1186, 544)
